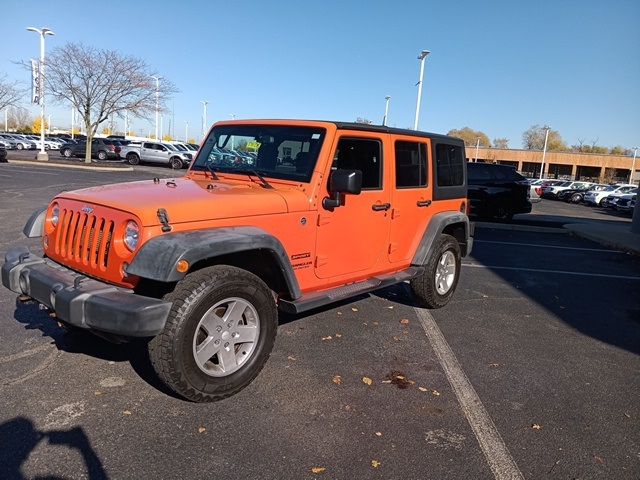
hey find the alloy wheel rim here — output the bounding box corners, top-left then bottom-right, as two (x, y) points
(435, 250), (456, 295)
(192, 297), (260, 377)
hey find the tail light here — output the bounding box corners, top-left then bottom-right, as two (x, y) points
(107, 145), (115, 152)
(535, 187), (542, 196)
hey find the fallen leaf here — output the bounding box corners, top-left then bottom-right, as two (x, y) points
(386, 371), (411, 389)
(351, 307), (359, 312)
(94, 391), (102, 396)
(123, 410), (132, 416)
(392, 336), (402, 341)
(372, 321), (379, 326)
(623, 412), (631, 418)
(311, 467), (326, 474)
(332, 375), (342, 385)
(532, 424), (542, 430)
(198, 427), (206, 433)
(335, 333), (342, 338)
(362, 376), (373, 386)
(375, 431), (383, 437)
(387, 306), (394, 309)
(287, 355), (297, 361)
(418, 387), (428, 392)
(431, 390), (441, 396)
(337, 311), (342, 316)
(593, 455), (604, 464)
(400, 319), (410, 325)
(322, 336), (332, 341)
(381, 380), (392, 384)
(488, 363), (500, 368)
(408, 380), (416, 385)
(371, 460), (381, 468)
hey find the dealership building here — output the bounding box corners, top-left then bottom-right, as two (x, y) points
(468, 147), (638, 183)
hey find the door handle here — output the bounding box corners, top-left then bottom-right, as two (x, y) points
(372, 203), (391, 211)
(417, 200), (432, 207)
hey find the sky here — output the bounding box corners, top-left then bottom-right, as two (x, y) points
(2, 0), (639, 149)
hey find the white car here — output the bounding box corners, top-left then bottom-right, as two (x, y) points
(584, 184), (637, 207)
(543, 181), (594, 199)
(3, 134), (36, 150)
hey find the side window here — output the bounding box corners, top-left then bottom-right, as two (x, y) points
(467, 163), (492, 183)
(143, 143), (153, 149)
(435, 144), (464, 187)
(332, 138), (382, 190)
(395, 141), (427, 188)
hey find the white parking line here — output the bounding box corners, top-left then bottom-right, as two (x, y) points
(414, 307), (524, 480)
(462, 263), (640, 280)
(3, 166), (61, 176)
(475, 239), (620, 253)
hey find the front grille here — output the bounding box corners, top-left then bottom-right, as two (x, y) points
(54, 208), (114, 270)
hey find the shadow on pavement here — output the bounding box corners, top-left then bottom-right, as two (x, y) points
(12, 301), (181, 399)
(0, 417), (108, 480)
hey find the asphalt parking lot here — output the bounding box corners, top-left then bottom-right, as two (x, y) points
(0, 161), (638, 480)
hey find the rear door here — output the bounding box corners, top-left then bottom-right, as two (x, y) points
(388, 136), (431, 263)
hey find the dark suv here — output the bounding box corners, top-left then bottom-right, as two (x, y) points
(467, 163), (532, 221)
(60, 138), (121, 160)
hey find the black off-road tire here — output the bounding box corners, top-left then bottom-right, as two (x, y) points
(148, 265), (278, 402)
(410, 234), (461, 309)
(126, 153), (140, 165)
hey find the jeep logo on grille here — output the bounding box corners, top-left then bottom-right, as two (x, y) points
(81, 206), (94, 214)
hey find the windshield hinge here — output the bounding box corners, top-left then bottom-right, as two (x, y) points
(157, 208), (172, 232)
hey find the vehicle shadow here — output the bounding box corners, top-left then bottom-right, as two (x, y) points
(0, 417), (108, 480)
(12, 301), (181, 399)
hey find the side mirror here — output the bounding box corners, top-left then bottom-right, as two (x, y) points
(323, 169), (362, 210)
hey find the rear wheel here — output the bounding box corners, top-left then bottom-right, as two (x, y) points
(126, 153), (140, 165)
(170, 157), (183, 169)
(570, 193), (582, 203)
(97, 151), (107, 161)
(62, 148), (72, 158)
(148, 265), (278, 402)
(492, 205), (513, 222)
(16, 144), (23, 150)
(411, 234), (461, 309)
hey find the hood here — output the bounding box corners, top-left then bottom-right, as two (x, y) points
(57, 176), (309, 226)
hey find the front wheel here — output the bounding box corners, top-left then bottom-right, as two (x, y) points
(570, 193), (582, 203)
(126, 153), (140, 165)
(148, 265), (278, 402)
(410, 234), (461, 309)
(170, 157), (183, 169)
(16, 144), (23, 150)
(62, 148), (72, 158)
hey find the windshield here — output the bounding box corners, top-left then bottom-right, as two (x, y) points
(174, 144), (187, 151)
(192, 125), (326, 182)
(163, 143), (177, 151)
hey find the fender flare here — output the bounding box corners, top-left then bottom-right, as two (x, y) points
(126, 226), (302, 299)
(23, 206), (47, 238)
(411, 212), (472, 265)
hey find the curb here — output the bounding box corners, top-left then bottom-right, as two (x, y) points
(475, 221), (568, 234)
(565, 224), (640, 256)
(7, 159), (133, 172)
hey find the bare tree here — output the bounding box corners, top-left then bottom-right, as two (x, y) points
(8, 106), (32, 132)
(0, 75), (23, 113)
(44, 43), (177, 162)
(522, 125), (567, 151)
(492, 137), (509, 149)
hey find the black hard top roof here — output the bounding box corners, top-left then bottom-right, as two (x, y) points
(331, 122), (463, 144)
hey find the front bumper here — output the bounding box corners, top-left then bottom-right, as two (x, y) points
(2, 247), (171, 337)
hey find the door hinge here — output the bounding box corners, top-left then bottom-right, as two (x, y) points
(315, 255), (329, 267)
(388, 243), (398, 254)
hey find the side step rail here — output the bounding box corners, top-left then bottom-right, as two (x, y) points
(279, 266), (424, 314)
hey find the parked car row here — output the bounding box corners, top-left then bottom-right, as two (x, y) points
(0, 133), (70, 150)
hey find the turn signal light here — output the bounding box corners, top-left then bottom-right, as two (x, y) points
(176, 260), (189, 273)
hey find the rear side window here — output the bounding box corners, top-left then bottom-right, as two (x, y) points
(467, 163), (492, 183)
(494, 166), (524, 181)
(435, 144), (464, 187)
(332, 138), (382, 190)
(395, 141), (428, 188)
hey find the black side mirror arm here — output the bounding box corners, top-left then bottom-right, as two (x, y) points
(322, 192), (345, 211)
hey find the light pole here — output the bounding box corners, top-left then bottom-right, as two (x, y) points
(27, 26), (54, 161)
(185, 121), (189, 143)
(201, 100), (208, 138)
(124, 110), (129, 137)
(70, 106), (74, 139)
(150, 75), (161, 139)
(539, 126), (550, 180)
(47, 114), (51, 134)
(4, 107), (8, 132)
(413, 50), (430, 131)
(627, 147), (638, 185)
(160, 114), (164, 141)
(382, 96), (391, 126)
(474, 138), (480, 163)
(229, 114), (236, 148)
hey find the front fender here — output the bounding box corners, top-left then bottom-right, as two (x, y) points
(126, 226), (301, 299)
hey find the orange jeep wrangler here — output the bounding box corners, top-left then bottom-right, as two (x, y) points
(2, 120), (472, 402)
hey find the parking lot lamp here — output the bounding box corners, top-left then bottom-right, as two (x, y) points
(629, 147), (638, 185)
(4, 107), (8, 132)
(201, 100), (208, 138)
(185, 121), (188, 143)
(383, 96), (391, 126)
(151, 76), (161, 139)
(539, 126), (550, 180)
(413, 50), (430, 130)
(27, 26), (54, 161)
(474, 138), (480, 162)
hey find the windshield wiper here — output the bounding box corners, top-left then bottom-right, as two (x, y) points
(235, 169), (273, 189)
(204, 162), (219, 180)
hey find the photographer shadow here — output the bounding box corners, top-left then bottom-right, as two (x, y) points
(0, 417), (107, 480)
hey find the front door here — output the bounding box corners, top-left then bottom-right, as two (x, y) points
(315, 133), (391, 279)
(388, 137), (432, 263)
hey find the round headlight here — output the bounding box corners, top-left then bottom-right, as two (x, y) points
(51, 204), (60, 227)
(124, 220), (140, 251)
